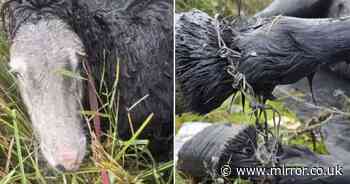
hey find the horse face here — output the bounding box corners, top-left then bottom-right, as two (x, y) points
(10, 19), (87, 171)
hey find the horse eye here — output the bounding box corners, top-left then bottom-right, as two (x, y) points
(242, 147), (254, 155)
(9, 69), (22, 78)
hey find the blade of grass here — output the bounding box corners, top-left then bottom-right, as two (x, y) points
(0, 169), (16, 184)
(23, 142), (47, 184)
(55, 69), (87, 81)
(12, 109), (27, 184)
(116, 113), (154, 160)
(109, 60), (120, 110)
(140, 161), (173, 179)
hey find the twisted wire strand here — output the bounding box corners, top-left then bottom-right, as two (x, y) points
(214, 15), (283, 169)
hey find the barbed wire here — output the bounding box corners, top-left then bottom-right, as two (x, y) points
(214, 14), (283, 169)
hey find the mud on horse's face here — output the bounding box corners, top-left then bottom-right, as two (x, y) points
(10, 19), (87, 171)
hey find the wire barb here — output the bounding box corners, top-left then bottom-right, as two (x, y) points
(214, 15), (283, 170)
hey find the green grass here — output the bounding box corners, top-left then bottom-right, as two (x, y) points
(176, 0), (272, 16)
(0, 31), (173, 183)
(175, 1), (329, 183)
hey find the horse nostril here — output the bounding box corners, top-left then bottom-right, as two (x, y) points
(56, 164), (66, 172)
(56, 148), (82, 171)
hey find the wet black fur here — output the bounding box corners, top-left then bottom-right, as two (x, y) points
(175, 11), (236, 114)
(256, 0), (350, 81)
(2, 0), (173, 160)
(176, 10), (350, 114)
(177, 124), (257, 180)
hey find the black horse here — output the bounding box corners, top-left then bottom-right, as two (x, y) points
(2, 0), (173, 171)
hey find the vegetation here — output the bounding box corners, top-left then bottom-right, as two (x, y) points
(175, 0), (328, 183)
(0, 25), (172, 184)
(176, 0), (271, 16)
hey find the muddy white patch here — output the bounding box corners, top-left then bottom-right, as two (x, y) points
(10, 19), (87, 171)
